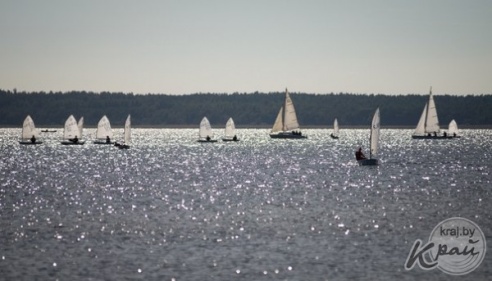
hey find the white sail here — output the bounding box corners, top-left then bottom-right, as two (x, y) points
(21, 115), (39, 140)
(124, 115), (131, 144)
(96, 115), (113, 139)
(333, 118), (339, 136)
(448, 119), (458, 135)
(425, 89), (440, 133)
(370, 108), (380, 158)
(77, 117), (84, 138)
(414, 103), (427, 135)
(64, 115), (79, 139)
(282, 89), (300, 131)
(224, 117), (236, 138)
(199, 117), (213, 139)
(271, 107), (283, 133)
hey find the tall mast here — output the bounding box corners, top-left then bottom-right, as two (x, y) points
(282, 88), (288, 131)
(423, 87), (432, 133)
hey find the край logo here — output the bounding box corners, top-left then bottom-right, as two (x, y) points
(405, 217), (486, 275)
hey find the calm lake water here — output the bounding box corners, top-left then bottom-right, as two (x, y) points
(1, 128), (491, 280)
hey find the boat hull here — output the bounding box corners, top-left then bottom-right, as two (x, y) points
(412, 135), (454, 139)
(358, 159), (379, 166)
(198, 139), (218, 143)
(118, 144), (130, 149)
(222, 138), (239, 142)
(269, 133), (307, 139)
(61, 140), (86, 145)
(330, 134), (339, 139)
(93, 140), (114, 144)
(19, 141), (43, 145)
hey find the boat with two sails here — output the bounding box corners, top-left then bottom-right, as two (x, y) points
(269, 88), (307, 139)
(412, 87), (452, 139)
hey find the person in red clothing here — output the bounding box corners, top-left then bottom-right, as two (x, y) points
(355, 147), (366, 160)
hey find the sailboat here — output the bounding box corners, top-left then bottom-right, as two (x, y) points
(19, 115), (43, 145)
(198, 117), (217, 142)
(78, 117), (84, 140)
(61, 115), (85, 145)
(269, 88), (307, 139)
(448, 119), (460, 138)
(115, 115), (131, 149)
(357, 108), (380, 166)
(330, 118), (339, 139)
(412, 87), (451, 139)
(222, 117), (239, 142)
(93, 115), (114, 144)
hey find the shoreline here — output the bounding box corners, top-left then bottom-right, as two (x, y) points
(3, 125), (492, 129)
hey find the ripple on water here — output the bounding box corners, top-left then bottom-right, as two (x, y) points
(0, 128), (491, 280)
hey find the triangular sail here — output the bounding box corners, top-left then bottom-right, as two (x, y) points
(78, 117), (84, 138)
(224, 118), (235, 138)
(123, 115), (131, 144)
(333, 118), (339, 136)
(199, 117), (213, 139)
(370, 108), (380, 158)
(414, 103), (427, 135)
(448, 119), (458, 135)
(271, 107), (283, 133)
(271, 88), (301, 133)
(64, 115), (79, 139)
(282, 89), (300, 131)
(21, 115), (38, 140)
(425, 89), (440, 133)
(96, 115), (113, 139)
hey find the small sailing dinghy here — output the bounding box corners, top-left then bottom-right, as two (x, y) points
(269, 88), (307, 139)
(19, 115), (43, 145)
(198, 117), (217, 142)
(61, 115), (85, 145)
(115, 115), (131, 149)
(412, 87), (452, 139)
(222, 117), (239, 142)
(357, 108), (380, 166)
(448, 119), (460, 138)
(330, 118), (339, 139)
(93, 115), (114, 144)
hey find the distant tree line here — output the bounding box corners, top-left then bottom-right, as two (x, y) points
(0, 89), (491, 127)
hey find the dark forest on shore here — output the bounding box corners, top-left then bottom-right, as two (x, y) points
(1, 89), (491, 128)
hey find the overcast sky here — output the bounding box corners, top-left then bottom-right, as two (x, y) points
(1, 0), (491, 95)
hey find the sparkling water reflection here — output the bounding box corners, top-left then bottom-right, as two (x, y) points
(0, 128), (491, 280)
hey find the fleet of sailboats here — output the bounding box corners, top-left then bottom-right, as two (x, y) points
(269, 88), (307, 139)
(19, 115), (43, 145)
(17, 87), (463, 157)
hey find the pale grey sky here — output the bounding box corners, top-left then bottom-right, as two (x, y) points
(1, 0), (491, 95)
